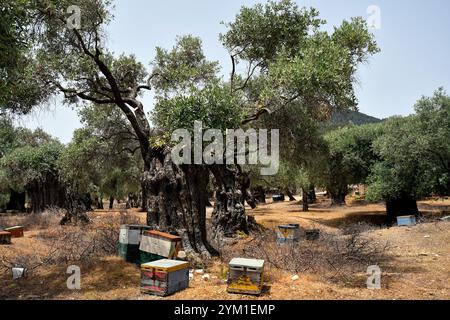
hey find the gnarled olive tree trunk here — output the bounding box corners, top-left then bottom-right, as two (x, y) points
(209, 165), (256, 238)
(252, 186), (266, 203)
(6, 189), (26, 212)
(143, 151), (218, 258)
(386, 197), (419, 223)
(329, 186), (348, 206)
(27, 173), (66, 213)
(23, 172), (91, 224)
(286, 190), (297, 201)
(302, 188), (309, 212)
(60, 186), (91, 225)
(308, 185), (317, 203)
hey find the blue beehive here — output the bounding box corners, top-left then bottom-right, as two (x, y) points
(272, 195), (285, 202)
(397, 215), (417, 226)
(277, 224), (300, 243)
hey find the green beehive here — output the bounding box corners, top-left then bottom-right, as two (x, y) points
(140, 251), (166, 264)
(118, 225), (152, 264)
(139, 230), (183, 264)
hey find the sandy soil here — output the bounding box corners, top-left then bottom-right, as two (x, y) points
(0, 197), (449, 300)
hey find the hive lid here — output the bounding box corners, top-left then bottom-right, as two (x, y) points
(143, 230), (182, 241)
(397, 215), (415, 219)
(278, 224), (298, 229)
(129, 224), (152, 228)
(0, 231), (11, 236)
(127, 225), (152, 230)
(229, 258), (265, 269)
(4, 226), (23, 230)
(141, 259), (189, 271)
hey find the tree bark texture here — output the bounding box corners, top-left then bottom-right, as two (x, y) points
(143, 151), (218, 258)
(386, 197), (419, 223)
(210, 165), (256, 238)
(302, 188), (309, 212)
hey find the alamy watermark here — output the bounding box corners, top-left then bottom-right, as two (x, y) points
(66, 5), (81, 30)
(171, 121), (280, 176)
(367, 5), (382, 30)
(67, 265), (81, 290)
(367, 265), (382, 289)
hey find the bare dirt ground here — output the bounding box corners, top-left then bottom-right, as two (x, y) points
(0, 196), (449, 300)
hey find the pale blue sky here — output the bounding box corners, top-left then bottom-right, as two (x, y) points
(19, 0), (450, 143)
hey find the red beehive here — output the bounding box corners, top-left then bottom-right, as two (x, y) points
(4, 226), (24, 238)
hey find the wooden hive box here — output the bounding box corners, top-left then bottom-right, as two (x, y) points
(305, 229), (320, 240)
(227, 258), (265, 295)
(277, 224), (300, 243)
(272, 194), (285, 202)
(4, 226), (24, 238)
(117, 225), (152, 264)
(397, 215), (417, 227)
(141, 259), (189, 296)
(0, 231), (12, 245)
(139, 230), (182, 264)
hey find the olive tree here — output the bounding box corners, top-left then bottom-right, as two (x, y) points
(0, 127), (67, 213)
(19, 0), (378, 256)
(320, 123), (384, 205)
(366, 89), (450, 221)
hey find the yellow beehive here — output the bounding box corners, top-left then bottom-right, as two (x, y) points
(227, 258), (264, 295)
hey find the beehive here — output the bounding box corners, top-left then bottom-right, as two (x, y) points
(397, 215), (417, 226)
(0, 231), (12, 245)
(12, 267), (27, 279)
(305, 229), (320, 240)
(117, 225), (152, 264)
(227, 258), (264, 295)
(272, 194), (285, 202)
(4, 226), (24, 238)
(141, 259), (189, 296)
(139, 230), (183, 264)
(277, 224), (300, 243)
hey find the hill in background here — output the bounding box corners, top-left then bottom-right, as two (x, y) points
(330, 110), (382, 126)
(321, 110), (382, 131)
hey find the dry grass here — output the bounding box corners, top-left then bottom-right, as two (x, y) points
(0, 197), (449, 300)
(215, 224), (391, 284)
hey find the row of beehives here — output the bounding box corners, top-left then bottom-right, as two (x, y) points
(120, 216), (418, 297)
(276, 215), (419, 243)
(0, 226), (24, 245)
(276, 224), (320, 243)
(118, 225), (266, 297)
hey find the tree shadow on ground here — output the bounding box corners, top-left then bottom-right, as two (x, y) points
(418, 202), (450, 213)
(291, 211), (388, 229)
(0, 257), (140, 300)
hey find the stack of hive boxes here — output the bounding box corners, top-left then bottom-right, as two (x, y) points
(277, 224), (301, 244)
(227, 258), (265, 295)
(141, 259), (189, 296)
(139, 230), (183, 264)
(118, 225), (152, 264)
